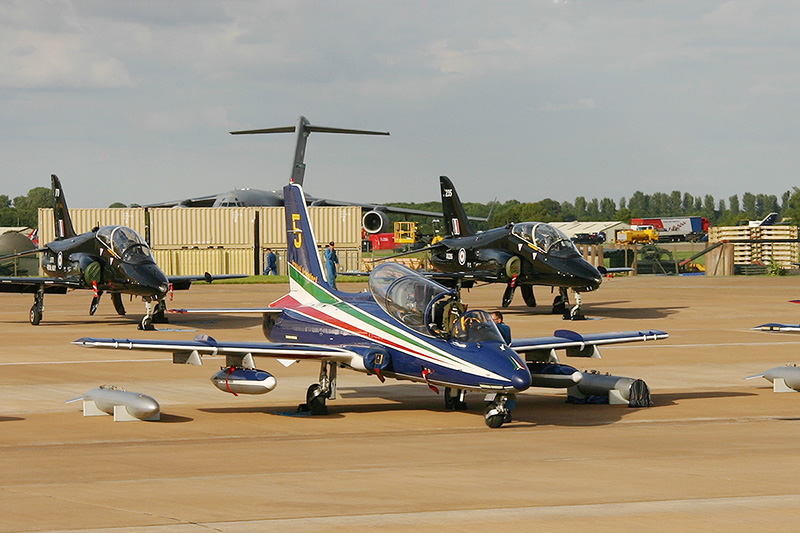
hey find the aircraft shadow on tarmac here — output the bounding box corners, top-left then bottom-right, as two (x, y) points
(191, 388), (759, 427)
(501, 300), (685, 320)
(155, 413), (194, 423)
(168, 316), (263, 331)
(0, 416), (25, 422)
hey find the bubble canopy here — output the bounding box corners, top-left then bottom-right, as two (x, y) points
(512, 222), (580, 258)
(96, 226), (154, 264)
(369, 262), (504, 343)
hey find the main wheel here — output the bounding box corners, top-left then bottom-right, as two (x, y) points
(521, 285), (536, 307)
(306, 384), (328, 415)
(444, 387), (468, 411)
(484, 403), (505, 428)
(552, 295), (566, 315)
(29, 305), (42, 326)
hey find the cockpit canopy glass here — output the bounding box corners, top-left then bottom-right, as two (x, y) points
(512, 222), (580, 258)
(370, 262), (454, 335)
(96, 226), (154, 264)
(451, 310), (505, 343)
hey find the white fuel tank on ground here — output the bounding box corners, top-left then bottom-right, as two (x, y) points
(66, 385), (160, 421)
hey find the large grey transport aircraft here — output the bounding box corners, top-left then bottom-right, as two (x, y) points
(148, 116), (485, 234)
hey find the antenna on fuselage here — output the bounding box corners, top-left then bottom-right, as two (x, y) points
(230, 116), (389, 186)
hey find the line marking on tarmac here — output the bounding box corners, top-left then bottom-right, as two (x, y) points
(60, 494), (800, 531)
(0, 358), (172, 366)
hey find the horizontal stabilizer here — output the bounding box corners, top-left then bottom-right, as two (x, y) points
(231, 126), (389, 136)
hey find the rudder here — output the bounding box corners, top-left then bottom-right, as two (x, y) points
(283, 182), (330, 289)
(51, 174), (77, 239)
(439, 175), (474, 237)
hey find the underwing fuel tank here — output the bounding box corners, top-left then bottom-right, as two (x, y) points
(66, 385), (160, 420)
(211, 367), (277, 395)
(568, 370), (652, 407)
(526, 363), (651, 407)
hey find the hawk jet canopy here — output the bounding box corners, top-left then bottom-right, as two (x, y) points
(511, 223), (580, 259)
(96, 226), (154, 264)
(370, 262), (456, 336)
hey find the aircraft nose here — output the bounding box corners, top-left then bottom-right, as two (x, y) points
(511, 367), (531, 392)
(125, 264), (170, 295)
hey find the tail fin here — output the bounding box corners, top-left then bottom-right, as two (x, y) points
(283, 182), (332, 290)
(231, 116), (389, 186)
(51, 174), (77, 239)
(439, 175), (474, 237)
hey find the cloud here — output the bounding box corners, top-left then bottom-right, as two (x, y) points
(537, 98), (597, 112)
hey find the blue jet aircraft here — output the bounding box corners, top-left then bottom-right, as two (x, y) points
(75, 178), (668, 427)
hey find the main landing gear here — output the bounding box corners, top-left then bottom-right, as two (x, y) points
(29, 287), (44, 325)
(298, 361), (337, 415)
(444, 387), (516, 428)
(501, 282), (537, 308)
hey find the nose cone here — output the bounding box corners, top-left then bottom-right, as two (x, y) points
(560, 258), (602, 290)
(124, 263), (170, 296)
(511, 367), (532, 392)
(127, 394), (160, 420)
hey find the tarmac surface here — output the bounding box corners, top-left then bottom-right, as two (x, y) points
(2, 274), (800, 532)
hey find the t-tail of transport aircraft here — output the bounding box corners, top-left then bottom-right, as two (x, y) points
(74, 118), (668, 428)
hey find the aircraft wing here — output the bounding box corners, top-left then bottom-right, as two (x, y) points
(145, 194), (218, 208)
(752, 323), (800, 333)
(167, 273), (248, 291)
(310, 199), (488, 222)
(73, 336), (358, 363)
(511, 329), (668, 359)
(0, 276), (79, 294)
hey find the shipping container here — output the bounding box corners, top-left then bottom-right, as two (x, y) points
(152, 248), (255, 277)
(258, 206), (361, 248)
(150, 208), (257, 247)
(38, 208), (147, 245)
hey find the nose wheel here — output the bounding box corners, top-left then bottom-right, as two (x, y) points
(483, 394), (515, 428)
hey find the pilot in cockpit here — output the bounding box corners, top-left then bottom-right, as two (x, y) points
(428, 296), (466, 338)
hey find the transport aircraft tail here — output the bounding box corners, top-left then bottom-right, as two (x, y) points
(439, 175), (474, 237)
(283, 181), (332, 291)
(51, 174), (77, 240)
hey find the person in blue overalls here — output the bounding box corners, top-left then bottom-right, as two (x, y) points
(324, 241), (339, 289)
(491, 311), (512, 344)
(264, 248), (277, 275)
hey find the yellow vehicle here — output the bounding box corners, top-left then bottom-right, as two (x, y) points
(616, 225), (659, 244)
(394, 221), (418, 245)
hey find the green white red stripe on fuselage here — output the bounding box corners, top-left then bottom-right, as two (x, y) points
(270, 264), (513, 383)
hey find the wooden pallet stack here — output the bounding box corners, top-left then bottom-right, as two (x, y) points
(709, 226), (799, 269)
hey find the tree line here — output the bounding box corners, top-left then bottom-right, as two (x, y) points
(387, 188), (800, 232)
(3, 185), (800, 232)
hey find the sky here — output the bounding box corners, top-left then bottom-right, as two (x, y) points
(1, 0), (799, 208)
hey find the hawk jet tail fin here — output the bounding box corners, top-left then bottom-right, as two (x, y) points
(51, 174), (77, 240)
(283, 181), (331, 291)
(440, 175), (475, 237)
